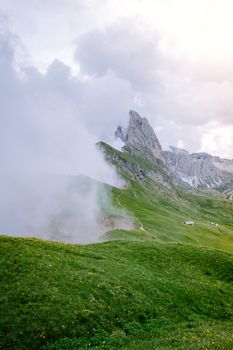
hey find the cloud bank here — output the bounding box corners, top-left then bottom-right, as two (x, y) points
(0, 28), (133, 243)
(1, 1), (233, 158)
(74, 18), (233, 158)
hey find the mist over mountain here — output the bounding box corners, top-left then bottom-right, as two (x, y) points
(0, 28), (127, 243)
(115, 111), (166, 164)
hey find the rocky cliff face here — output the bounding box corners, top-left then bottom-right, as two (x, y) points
(164, 146), (233, 191)
(115, 110), (166, 165)
(98, 111), (171, 189)
(112, 110), (233, 195)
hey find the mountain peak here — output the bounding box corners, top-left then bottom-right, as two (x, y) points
(165, 147), (233, 190)
(116, 110), (166, 164)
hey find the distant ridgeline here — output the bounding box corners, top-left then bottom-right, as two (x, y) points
(100, 110), (233, 199)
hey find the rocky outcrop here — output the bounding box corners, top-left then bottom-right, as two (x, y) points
(107, 111), (172, 189)
(99, 141), (172, 191)
(164, 146), (233, 191)
(224, 188), (233, 200)
(111, 110), (233, 197)
(115, 110), (166, 165)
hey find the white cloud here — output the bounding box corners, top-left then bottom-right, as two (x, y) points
(75, 19), (161, 89)
(1, 1), (233, 158)
(177, 139), (185, 149)
(0, 30), (131, 243)
(200, 123), (233, 159)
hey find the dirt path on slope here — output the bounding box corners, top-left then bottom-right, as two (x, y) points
(116, 182), (156, 239)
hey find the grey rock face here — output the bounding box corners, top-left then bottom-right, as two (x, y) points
(165, 146), (233, 190)
(112, 111), (171, 188)
(115, 126), (127, 142)
(224, 188), (233, 200)
(113, 110), (233, 196)
(116, 110), (166, 165)
(101, 142), (172, 190)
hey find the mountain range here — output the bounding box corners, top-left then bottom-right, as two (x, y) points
(113, 110), (233, 199)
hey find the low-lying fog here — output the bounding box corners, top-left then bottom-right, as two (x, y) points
(0, 30), (133, 244)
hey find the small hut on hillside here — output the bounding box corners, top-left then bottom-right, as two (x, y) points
(184, 221), (194, 226)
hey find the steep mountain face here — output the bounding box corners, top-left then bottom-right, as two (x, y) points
(106, 110), (233, 196)
(115, 110), (166, 165)
(165, 146), (233, 190)
(103, 110), (172, 189)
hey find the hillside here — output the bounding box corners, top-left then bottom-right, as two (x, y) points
(165, 146), (233, 191)
(1, 236), (233, 350)
(99, 140), (233, 253)
(1, 111), (233, 350)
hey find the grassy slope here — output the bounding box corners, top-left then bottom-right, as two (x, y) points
(1, 236), (233, 350)
(100, 142), (233, 252)
(1, 146), (233, 349)
(107, 176), (233, 252)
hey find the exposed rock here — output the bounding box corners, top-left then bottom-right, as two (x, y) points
(101, 143), (171, 188)
(115, 126), (127, 142)
(224, 188), (233, 200)
(164, 146), (233, 192)
(104, 110), (233, 198)
(116, 110), (166, 165)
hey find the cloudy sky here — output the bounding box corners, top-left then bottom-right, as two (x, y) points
(1, 0), (233, 159)
(1, 0), (233, 241)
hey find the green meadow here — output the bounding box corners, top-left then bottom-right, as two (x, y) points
(1, 237), (233, 350)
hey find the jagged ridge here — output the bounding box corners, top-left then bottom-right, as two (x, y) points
(165, 146), (233, 191)
(113, 110), (233, 195)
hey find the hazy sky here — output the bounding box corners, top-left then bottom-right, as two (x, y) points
(1, 0), (233, 158)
